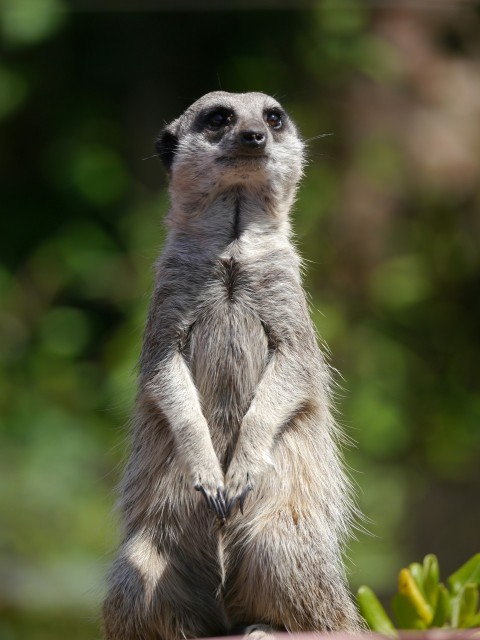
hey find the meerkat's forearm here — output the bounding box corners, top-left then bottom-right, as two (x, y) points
(224, 344), (314, 512)
(234, 349), (310, 463)
(145, 349), (224, 512)
(146, 350), (210, 459)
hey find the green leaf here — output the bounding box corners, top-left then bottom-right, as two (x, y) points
(465, 612), (480, 628)
(451, 593), (461, 628)
(448, 554), (480, 595)
(458, 583), (479, 628)
(392, 593), (426, 630)
(357, 585), (398, 637)
(431, 583), (451, 628)
(409, 562), (426, 596)
(423, 554), (440, 610)
(398, 568), (433, 625)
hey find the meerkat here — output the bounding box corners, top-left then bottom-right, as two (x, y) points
(103, 91), (363, 639)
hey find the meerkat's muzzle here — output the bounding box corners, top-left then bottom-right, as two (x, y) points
(237, 128), (267, 152)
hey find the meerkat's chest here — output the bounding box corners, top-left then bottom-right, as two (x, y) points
(184, 255), (270, 432)
(189, 255), (269, 369)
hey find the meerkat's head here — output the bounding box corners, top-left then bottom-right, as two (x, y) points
(155, 91), (305, 207)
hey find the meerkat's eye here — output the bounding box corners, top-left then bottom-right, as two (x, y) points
(205, 109), (234, 130)
(265, 110), (283, 130)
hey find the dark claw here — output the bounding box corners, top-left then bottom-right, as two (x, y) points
(215, 500), (226, 521)
(195, 484), (215, 509)
(216, 489), (226, 520)
(209, 494), (217, 513)
(239, 484), (252, 514)
(194, 484), (227, 520)
(223, 482), (253, 517)
(210, 488), (225, 520)
(225, 493), (236, 518)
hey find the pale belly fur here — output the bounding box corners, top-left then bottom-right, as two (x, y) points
(187, 297), (269, 469)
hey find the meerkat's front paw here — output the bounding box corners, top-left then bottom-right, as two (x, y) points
(224, 471), (253, 516)
(193, 465), (226, 520)
(223, 456), (259, 516)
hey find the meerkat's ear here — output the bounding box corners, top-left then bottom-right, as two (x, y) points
(155, 122), (179, 171)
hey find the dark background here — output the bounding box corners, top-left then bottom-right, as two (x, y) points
(1, 1), (479, 638)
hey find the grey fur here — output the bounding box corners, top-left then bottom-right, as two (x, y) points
(103, 91), (362, 639)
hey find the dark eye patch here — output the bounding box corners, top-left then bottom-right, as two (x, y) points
(198, 106), (235, 131)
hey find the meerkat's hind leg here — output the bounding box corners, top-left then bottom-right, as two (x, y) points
(104, 526), (228, 640)
(242, 624), (276, 639)
(228, 623), (277, 638)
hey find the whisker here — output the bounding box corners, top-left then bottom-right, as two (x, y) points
(304, 132), (334, 143)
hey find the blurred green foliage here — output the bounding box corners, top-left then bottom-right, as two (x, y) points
(358, 553), (480, 633)
(1, 1), (479, 638)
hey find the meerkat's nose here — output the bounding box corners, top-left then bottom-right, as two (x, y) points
(238, 129), (266, 150)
